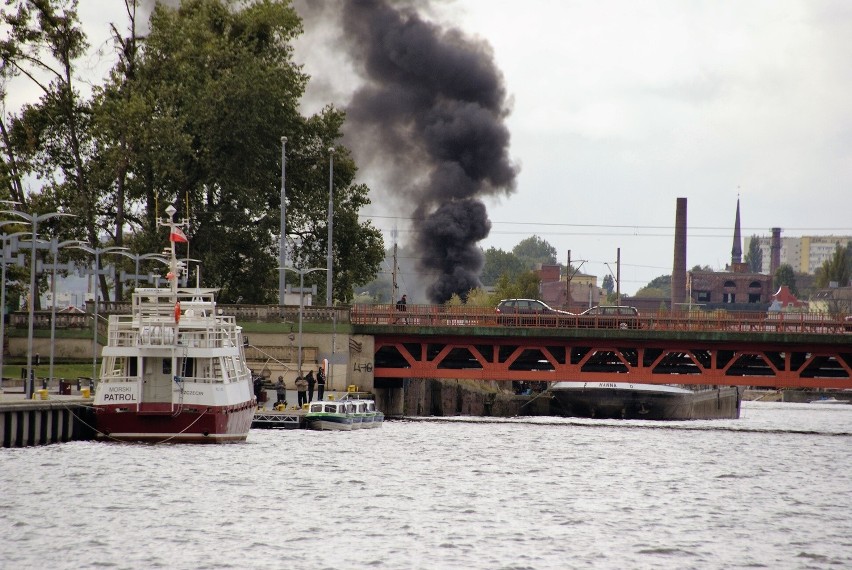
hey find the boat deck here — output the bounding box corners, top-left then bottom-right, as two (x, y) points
(251, 408), (306, 429)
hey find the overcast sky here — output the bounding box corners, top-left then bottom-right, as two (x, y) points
(293, 1), (852, 294)
(14, 1), (852, 296)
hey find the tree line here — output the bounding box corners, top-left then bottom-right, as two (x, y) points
(0, 0), (384, 308)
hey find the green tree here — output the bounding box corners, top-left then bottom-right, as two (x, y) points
(774, 263), (798, 296)
(635, 274), (671, 298)
(744, 235), (763, 273)
(814, 243), (851, 289)
(98, 0), (382, 303)
(493, 270), (540, 300)
(480, 246), (526, 285)
(1, 0), (94, 305)
(512, 235), (557, 268)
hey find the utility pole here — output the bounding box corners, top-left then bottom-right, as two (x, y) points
(616, 247), (621, 306)
(566, 249), (571, 309)
(392, 243), (398, 302)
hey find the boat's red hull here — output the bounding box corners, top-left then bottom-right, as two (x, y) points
(94, 400), (256, 443)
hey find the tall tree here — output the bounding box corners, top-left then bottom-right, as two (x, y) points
(480, 246), (526, 286)
(97, 0), (383, 303)
(814, 243), (851, 288)
(0, 0), (93, 305)
(774, 263), (798, 296)
(512, 235), (557, 268)
(636, 274), (671, 298)
(744, 235), (763, 273)
(493, 270), (540, 301)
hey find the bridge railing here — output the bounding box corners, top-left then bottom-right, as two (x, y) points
(350, 304), (852, 335)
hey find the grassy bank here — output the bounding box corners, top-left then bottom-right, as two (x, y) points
(2, 362), (95, 381)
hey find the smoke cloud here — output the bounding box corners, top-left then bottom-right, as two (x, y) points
(339, 0), (518, 302)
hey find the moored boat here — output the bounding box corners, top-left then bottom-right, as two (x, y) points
(808, 397), (849, 404)
(305, 401), (354, 431)
(92, 205), (256, 443)
(550, 381), (741, 420)
(305, 393), (384, 431)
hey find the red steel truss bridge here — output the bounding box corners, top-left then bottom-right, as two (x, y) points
(351, 306), (852, 389)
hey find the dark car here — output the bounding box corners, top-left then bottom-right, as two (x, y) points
(578, 305), (641, 329)
(495, 299), (571, 326)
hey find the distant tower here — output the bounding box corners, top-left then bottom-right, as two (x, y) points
(671, 198), (687, 307)
(770, 227), (782, 276)
(731, 198), (743, 265)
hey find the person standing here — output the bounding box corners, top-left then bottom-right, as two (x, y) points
(295, 375), (308, 407)
(396, 294), (407, 323)
(316, 365), (326, 402)
(252, 372), (264, 403)
(275, 376), (287, 407)
(305, 370), (315, 403)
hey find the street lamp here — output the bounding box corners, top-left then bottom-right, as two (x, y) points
(2, 209), (74, 398)
(122, 252), (169, 290)
(179, 258), (202, 288)
(73, 244), (130, 385)
(0, 224), (28, 382)
(279, 136), (287, 305)
(284, 266), (327, 378)
(326, 147), (334, 306)
(47, 239), (87, 385)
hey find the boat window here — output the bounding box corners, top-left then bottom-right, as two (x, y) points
(325, 405), (337, 413)
(162, 359), (172, 374)
(309, 404), (323, 412)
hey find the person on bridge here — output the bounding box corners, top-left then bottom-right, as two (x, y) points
(396, 294), (407, 323)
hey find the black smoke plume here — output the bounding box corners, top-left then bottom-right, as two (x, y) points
(340, 0), (518, 302)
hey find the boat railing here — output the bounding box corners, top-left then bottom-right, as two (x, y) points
(99, 373), (234, 385)
(107, 314), (243, 349)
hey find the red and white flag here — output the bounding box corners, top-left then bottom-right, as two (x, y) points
(170, 226), (188, 243)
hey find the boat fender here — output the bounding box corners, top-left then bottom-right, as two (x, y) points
(175, 301), (181, 324)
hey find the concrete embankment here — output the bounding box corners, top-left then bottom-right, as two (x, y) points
(0, 395), (96, 448)
(396, 378), (549, 418)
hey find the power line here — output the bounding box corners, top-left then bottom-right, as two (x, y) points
(358, 214), (852, 233)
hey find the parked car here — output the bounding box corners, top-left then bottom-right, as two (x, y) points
(578, 305), (641, 329)
(495, 299), (571, 326)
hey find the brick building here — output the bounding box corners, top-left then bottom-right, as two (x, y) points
(686, 199), (772, 311)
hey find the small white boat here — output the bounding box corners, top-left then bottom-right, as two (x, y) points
(305, 394), (384, 431)
(305, 401), (353, 431)
(808, 397), (849, 404)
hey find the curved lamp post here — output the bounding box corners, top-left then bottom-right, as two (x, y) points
(279, 136), (287, 305)
(46, 239), (88, 385)
(179, 258), (202, 288)
(73, 245), (130, 385)
(326, 147), (334, 306)
(125, 252), (169, 290)
(2, 209), (74, 398)
(0, 223), (29, 382)
(283, 266), (327, 377)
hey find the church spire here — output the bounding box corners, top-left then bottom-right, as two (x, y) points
(731, 197), (742, 264)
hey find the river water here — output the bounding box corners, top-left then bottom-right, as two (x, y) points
(2, 401), (851, 569)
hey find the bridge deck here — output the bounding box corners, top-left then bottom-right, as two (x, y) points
(352, 306), (852, 389)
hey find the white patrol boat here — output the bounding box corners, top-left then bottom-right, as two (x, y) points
(93, 205), (255, 443)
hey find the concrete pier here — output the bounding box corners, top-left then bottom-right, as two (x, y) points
(0, 396), (96, 448)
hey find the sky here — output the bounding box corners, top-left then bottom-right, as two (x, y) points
(293, 0), (852, 295)
(8, 1), (852, 298)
